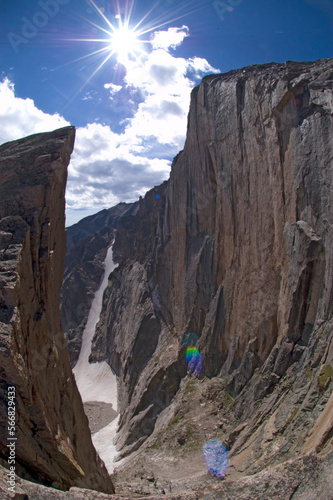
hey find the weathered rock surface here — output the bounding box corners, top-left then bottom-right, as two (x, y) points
(1, 449), (332, 499)
(61, 202), (138, 366)
(92, 58), (333, 485)
(0, 128), (114, 493)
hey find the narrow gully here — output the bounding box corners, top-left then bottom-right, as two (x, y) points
(73, 244), (120, 472)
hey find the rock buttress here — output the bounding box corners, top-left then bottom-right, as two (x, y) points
(0, 127), (114, 493)
(93, 59), (333, 464)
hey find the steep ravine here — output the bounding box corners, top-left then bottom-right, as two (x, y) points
(91, 58), (333, 496)
(61, 202), (138, 366)
(73, 244), (120, 473)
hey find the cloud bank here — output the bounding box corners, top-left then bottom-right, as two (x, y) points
(0, 78), (70, 143)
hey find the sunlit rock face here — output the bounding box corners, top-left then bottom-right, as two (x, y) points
(0, 127), (114, 494)
(93, 58), (333, 468)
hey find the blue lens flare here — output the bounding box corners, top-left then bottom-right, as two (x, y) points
(203, 440), (228, 479)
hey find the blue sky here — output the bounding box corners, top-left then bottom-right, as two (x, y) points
(0, 0), (332, 225)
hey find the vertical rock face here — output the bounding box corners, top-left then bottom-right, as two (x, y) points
(0, 127), (114, 493)
(61, 202), (138, 367)
(93, 58), (333, 462)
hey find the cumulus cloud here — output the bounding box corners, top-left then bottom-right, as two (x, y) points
(149, 63), (179, 86)
(104, 83), (122, 95)
(67, 122), (170, 211)
(121, 34), (219, 151)
(151, 26), (189, 50)
(0, 25), (219, 225)
(0, 78), (69, 145)
(187, 57), (219, 78)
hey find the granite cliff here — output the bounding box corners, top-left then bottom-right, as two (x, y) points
(0, 127), (114, 494)
(89, 58), (333, 496)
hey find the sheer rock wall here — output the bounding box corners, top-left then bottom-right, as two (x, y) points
(93, 58), (333, 464)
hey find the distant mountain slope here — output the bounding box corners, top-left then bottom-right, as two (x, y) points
(61, 202), (138, 366)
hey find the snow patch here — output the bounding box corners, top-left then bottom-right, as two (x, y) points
(92, 416), (124, 472)
(73, 244), (120, 471)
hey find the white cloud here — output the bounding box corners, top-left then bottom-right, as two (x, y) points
(0, 26), (219, 225)
(0, 78), (69, 145)
(67, 122), (170, 211)
(104, 83), (122, 95)
(150, 26), (189, 50)
(187, 57), (219, 78)
(121, 37), (219, 152)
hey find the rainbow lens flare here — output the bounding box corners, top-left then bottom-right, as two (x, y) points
(203, 440), (228, 479)
(186, 347), (203, 377)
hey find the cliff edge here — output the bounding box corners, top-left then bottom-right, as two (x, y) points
(0, 127), (114, 493)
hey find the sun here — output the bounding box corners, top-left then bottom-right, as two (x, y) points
(108, 24), (141, 63)
(60, 0), (204, 107)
